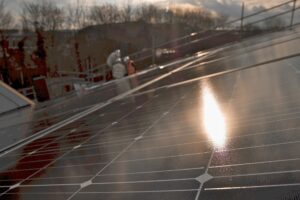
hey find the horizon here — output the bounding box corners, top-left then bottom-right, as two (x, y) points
(6, 0), (287, 15)
(2, 0), (297, 30)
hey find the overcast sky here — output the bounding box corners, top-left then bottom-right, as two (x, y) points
(5, 0), (293, 19)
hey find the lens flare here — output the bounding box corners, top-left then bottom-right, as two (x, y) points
(202, 87), (227, 148)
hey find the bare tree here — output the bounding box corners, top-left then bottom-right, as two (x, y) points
(163, 10), (175, 23)
(21, 0), (64, 31)
(90, 4), (123, 25)
(65, 0), (91, 29)
(134, 4), (218, 29)
(0, 0), (13, 30)
(135, 4), (164, 23)
(264, 16), (286, 30)
(89, 6), (105, 25)
(17, 1), (225, 31)
(244, 23), (261, 32)
(122, 4), (133, 22)
(214, 14), (229, 28)
(171, 7), (216, 29)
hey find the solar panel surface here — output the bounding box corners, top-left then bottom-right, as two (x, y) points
(0, 27), (300, 200)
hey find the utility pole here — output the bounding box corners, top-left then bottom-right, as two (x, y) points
(0, 31), (9, 84)
(152, 32), (156, 66)
(240, 2), (245, 33)
(290, 0), (297, 28)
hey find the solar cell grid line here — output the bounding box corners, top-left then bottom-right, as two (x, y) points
(127, 133), (296, 158)
(210, 156), (300, 169)
(228, 105), (300, 124)
(6, 175), (92, 184)
(4, 137), (174, 166)
(91, 113), (197, 132)
(0, 172), (92, 183)
(3, 166), (207, 185)
(229, 99), (300, 120)
(231, 114), (300, 130)
(213, 140), (300, 155)
(1, 137), (128, 161)
(97, 167), (206, 177)
(0, 94), (159, 196)
(213, 169), (300, 179)
(68, 133), (196, 157)
(204, 176), (300, 191)
(62, 130), (201, 159)
(205, 183), (300, 191)
(84, 177), (198, 185)
(136, 121), (298, 145)
(232, 110), (300, 126)
(233, 100), (300, 118)
(23, 139), (128, 158)
(98, 119), (195, 136)
(66, 86), (197, 199)
(21, 123), (146, 153)
(88, 116), (197, 136)
(230, 120), (300, 137)
(230, 106), (300, 123)
(120, 127), (298, 152)
(10, 152), (118, 172)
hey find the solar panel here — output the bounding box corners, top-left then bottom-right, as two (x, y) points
(1, 26), (300, 200)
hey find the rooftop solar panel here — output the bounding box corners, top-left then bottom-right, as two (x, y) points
(0, 27), (300, 200)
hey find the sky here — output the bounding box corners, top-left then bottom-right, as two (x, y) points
(5, 0), (294, 19)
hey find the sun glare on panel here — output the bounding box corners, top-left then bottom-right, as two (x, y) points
(202, 86), (227, 148)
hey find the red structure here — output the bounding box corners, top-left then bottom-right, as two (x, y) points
(0, 29), (49, 92)
(31, 29), (48, 77)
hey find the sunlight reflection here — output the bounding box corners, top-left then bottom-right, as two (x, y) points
(202, 86), (227, 148)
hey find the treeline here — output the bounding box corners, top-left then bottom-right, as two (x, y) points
(0, 0), (13, 30)
(0, 0), (228, 31)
